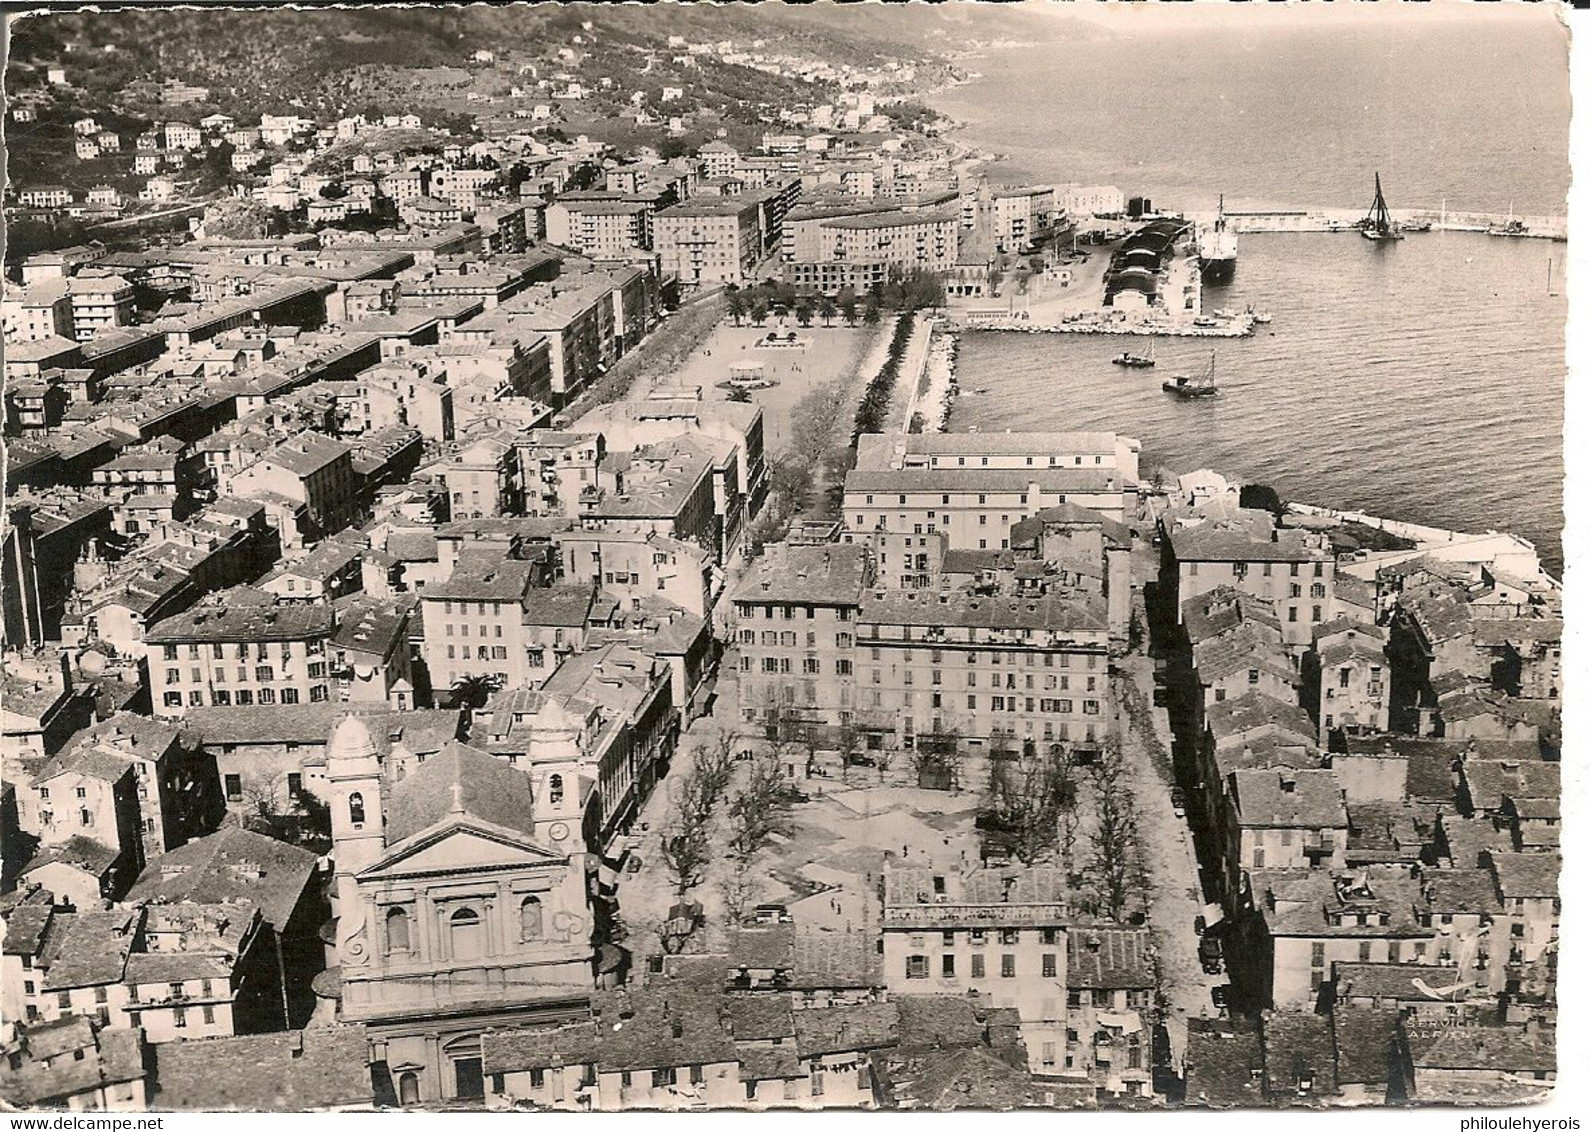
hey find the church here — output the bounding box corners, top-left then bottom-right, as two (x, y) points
(315, 714), (596, 1105)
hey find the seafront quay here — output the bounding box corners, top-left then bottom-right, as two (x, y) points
(1184, 205), (1568, 240)
(948, 314), (1256, 338)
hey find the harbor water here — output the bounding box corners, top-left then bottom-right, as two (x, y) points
(949, 231), (1566, 575)
(933, 11), (1568, 575)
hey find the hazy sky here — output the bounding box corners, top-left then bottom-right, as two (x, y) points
(1051, 0), (1568, 36)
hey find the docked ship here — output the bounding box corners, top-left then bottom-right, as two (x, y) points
(1197, 196), (1238, 283)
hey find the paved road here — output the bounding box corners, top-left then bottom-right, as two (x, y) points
(1115, 620), (1221, 1076)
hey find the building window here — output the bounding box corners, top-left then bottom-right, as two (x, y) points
(1001, 954), (1016, 978)
(971, 953), (985, 979)
(224, 775), (242, 802)
(906, 955), (928, 979)
(942, 954), (956, 978)
(549, 774), (564, 805)
(450, 907), (484, 961)
(387, 907), (411, 953)
(520, 896), (543, 941)
(1042, 953), (1057, 978)
(349, 792), (366, 826)
(173, 1007), (187, 1029)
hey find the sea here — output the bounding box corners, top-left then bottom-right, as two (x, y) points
(930, 9), (1569, 574)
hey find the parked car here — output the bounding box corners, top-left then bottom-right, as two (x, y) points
(625, 855), (644, 875)
(1170, 787), (1187, 817)
(1211, 985), (1230, 1011)
(1200, 935), (1224, 974)
(1193, 914), (1206, 937)
(753, 903), (793, 925)
(781, 787), (811, 804)
(845, 753), (877, 768)
(1153, 686), (1169, 708)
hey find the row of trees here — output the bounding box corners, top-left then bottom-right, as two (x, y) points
(978, 738), (1142, 920)
(851, 310), (915, 440)
(725, 281), (875, 329)
(654, 730), (794, 948)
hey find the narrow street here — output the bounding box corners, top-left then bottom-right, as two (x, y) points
(1114, 596), (1220, 1076)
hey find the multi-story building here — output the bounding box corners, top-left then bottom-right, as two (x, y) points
(882, 866), (1071, 1077)
(1064, 927), (1156, 1095)
(232, 433), (360, 543)
(1224, 768), (1349, 898)
(733, 542), (1111, 756)
(145, 594), (335, 716)
(1163, 524), (1337, 651)
(1307, 619), (1389, 750)
(0, 1016), (148, 1110)
(654, 196), (762, 289)
(1061, 185), (1126, 219)
(730, 542), (871, 732)
(573, 398), (767, 526)
(1235, 867), (1434, 1009)
(67, 276), (135, 342)
(440, 437), (521, 521)
(698, 141), (741, 180)
(418, 558), (587, 694)
(545, 198), (654, 255)
(28, 745), (145, 902)
(560, 530), (714, 618)
(2, 281), (74, 342)
(513, 431), (604, 518)
(853, 589), (1112, 758)
(582, 438), (726, 561)
(843, 467), (1131, 552)
(991, 186), (1059, 252)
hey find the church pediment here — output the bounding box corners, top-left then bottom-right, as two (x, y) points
(359, 820), (563, 879)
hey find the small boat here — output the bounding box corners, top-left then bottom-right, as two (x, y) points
(1247, 305), (1272, 325)
(1192, 316), (1217, 329)
(1487, 205), (1528, 238)
(1112, 343), (1155, 368)
(1403, 219), (1432, 233)
(1212, 308), (1235, 320)
(1361, 172), (1404, 241)
(1164, 350), (1219, 398)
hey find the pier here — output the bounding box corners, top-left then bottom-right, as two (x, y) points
(1183, 206), (1567, 241)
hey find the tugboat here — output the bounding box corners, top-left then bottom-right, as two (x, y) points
(1360, 173), (1403, 241)
(1112, 343), (1155, 368)
(1164, 351), (1219, 398)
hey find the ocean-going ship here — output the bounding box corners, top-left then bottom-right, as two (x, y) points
(1197, 195), (1238, 283)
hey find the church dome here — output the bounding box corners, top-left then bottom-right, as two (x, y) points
(327, 713), (379, 765)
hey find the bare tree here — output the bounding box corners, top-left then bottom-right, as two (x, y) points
(658, 804), (711, 901)
(693, 729), (738, 811)
(1089, 741), (1140, 919)
(982, 740), (1078, 866)
(910, 724), (963, 791)
(873, 744), (895, 785)
(835, 722), (860, 784)
(721, 752), (792, 925)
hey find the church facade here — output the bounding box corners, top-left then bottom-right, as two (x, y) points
(319, 715), (596, 1105)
